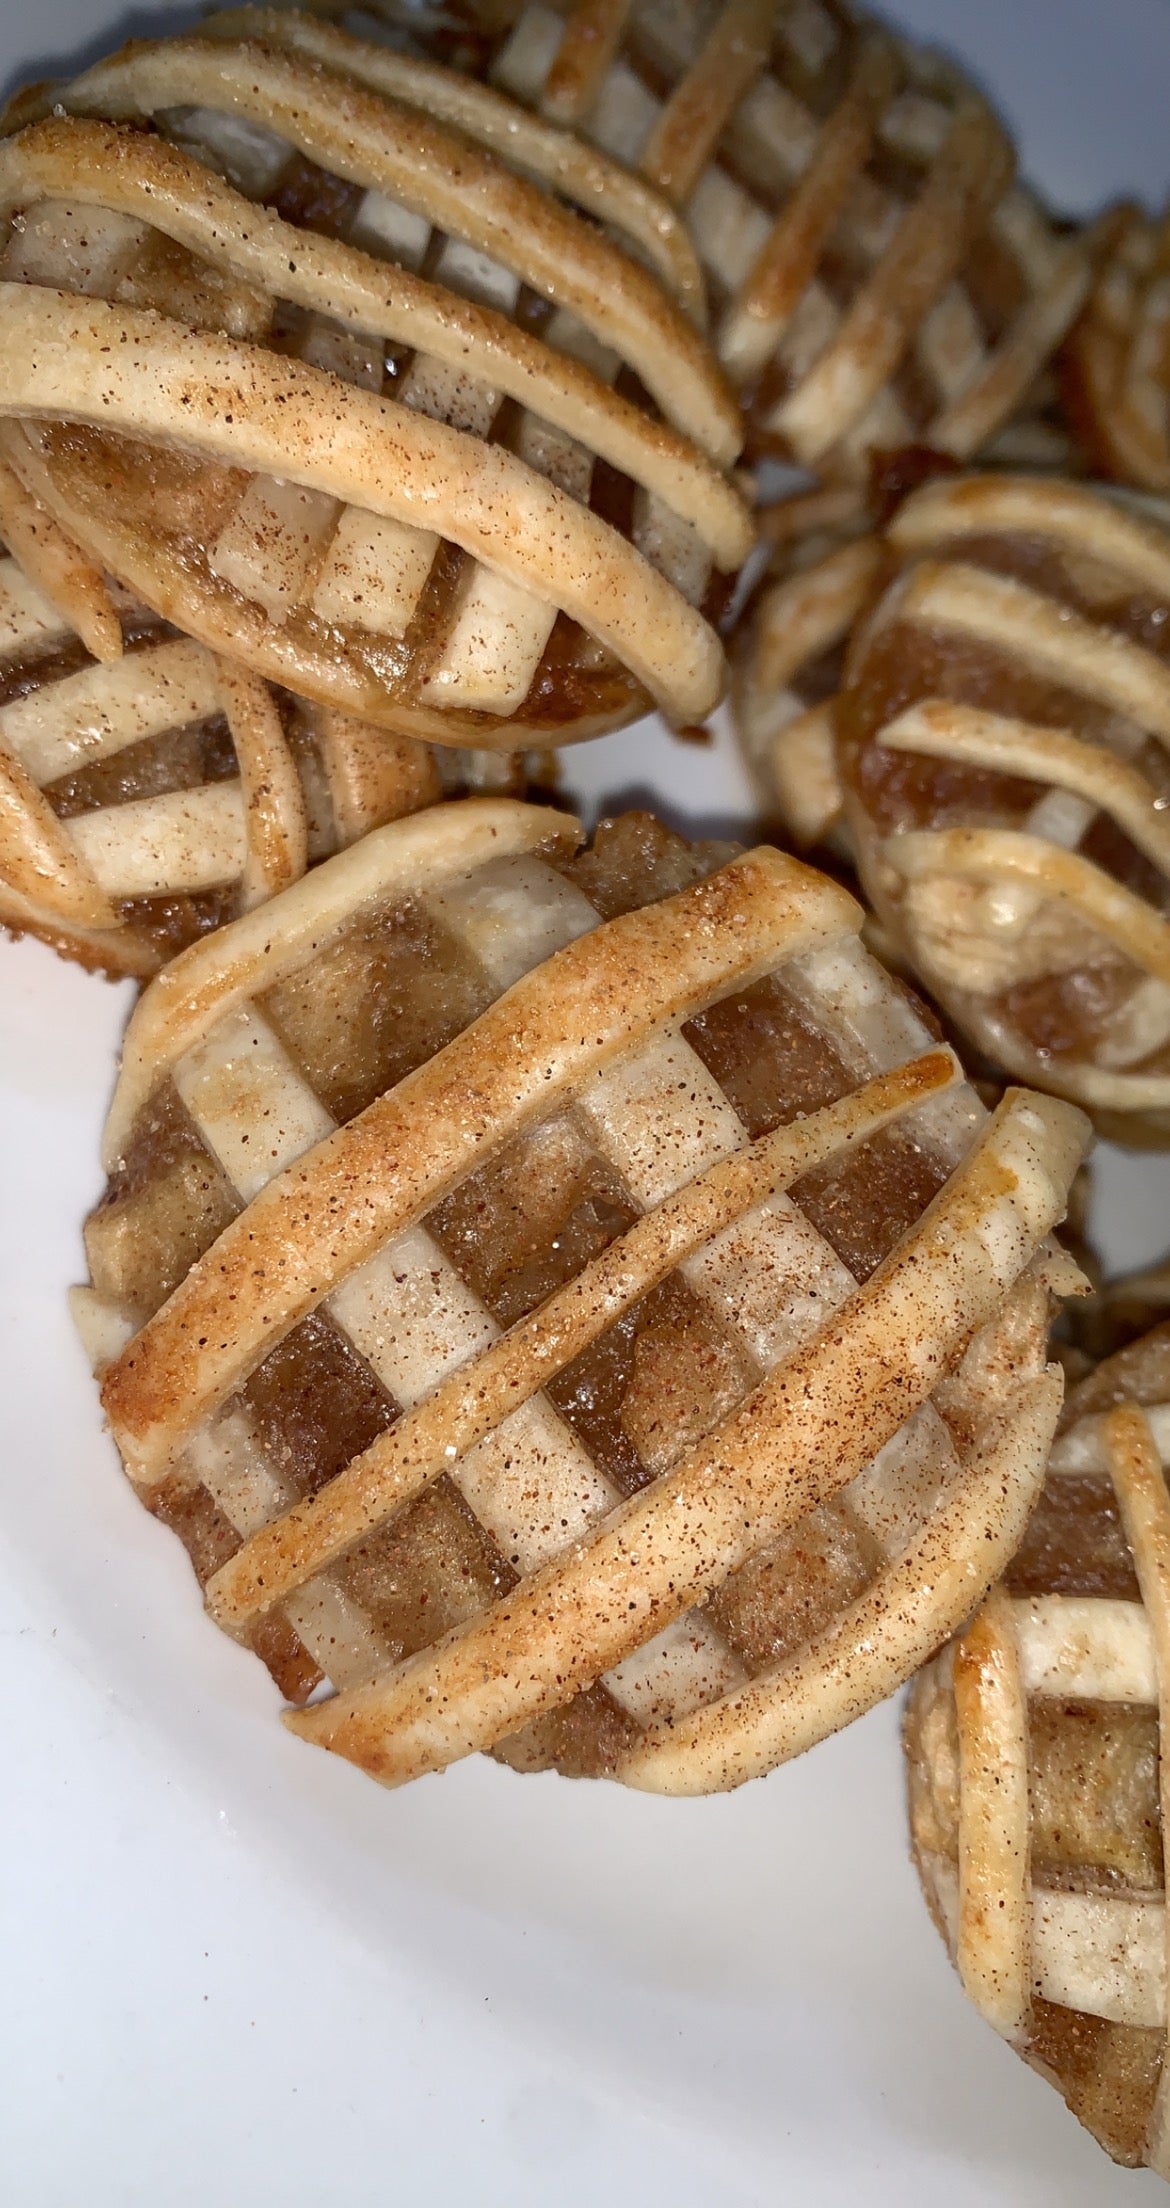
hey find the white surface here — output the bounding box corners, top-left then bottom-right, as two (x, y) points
(4, 4), (1170, 2203)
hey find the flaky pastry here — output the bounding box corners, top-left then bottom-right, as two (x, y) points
(75, 799), (1088, 1787)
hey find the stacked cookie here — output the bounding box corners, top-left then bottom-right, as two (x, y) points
(5, 0), (1170, 2184)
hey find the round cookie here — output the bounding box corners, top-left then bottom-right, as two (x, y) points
(435, 0), (1094, 476)
(75, 798), (1088, 1788)
(838, 472), (1170, 1143)
(0, 24), (749, 746)
(0, 525), (471, 976)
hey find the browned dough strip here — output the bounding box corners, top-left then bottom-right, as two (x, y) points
(639, 0), (774, 208)
(285, 1089), (1087, 1781)
(200, 7), (705, 318)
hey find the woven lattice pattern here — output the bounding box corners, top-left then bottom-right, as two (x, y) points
(0, 26), (749, 745)
(907, 1321), (1170, 2174)
(439, 0), (1092, 476)
(836, 472), (1170, 1144)
(0, 528), (475, 975)
(74, 800), (1086, 1789)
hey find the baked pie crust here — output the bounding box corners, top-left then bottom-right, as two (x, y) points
(0, 28), (750, 745)
(906, 1321), (1170, 2175)
(441, 0), (1095, 476)
(0, 529), (480, 976)
(1063, 202), (1170, 495)
(836, 472), (1170, 1144)
(75, 798), (1088, 1789)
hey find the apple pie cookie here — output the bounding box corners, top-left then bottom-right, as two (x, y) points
(443, 0), (1093, 476)
(1062, 202), (1170, 495)
(0, 524), (467, 975)
(838, 471), (1170, 1145)
(74, 798), (1088, 1786)
(906, 1321), (1170, 2175)
(0, 27), (750, 747)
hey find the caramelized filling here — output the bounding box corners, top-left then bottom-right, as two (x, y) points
(1007, 1475), (1139, 1601)
(1026, 2003), (1163, 2170)
(1029, 1699), (1162, 1890)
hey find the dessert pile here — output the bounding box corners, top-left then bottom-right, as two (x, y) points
(4, 0), (1170, 2178)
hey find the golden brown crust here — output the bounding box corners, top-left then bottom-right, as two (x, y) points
(0, 54), (747, 741)
(200, 6), (707, 319)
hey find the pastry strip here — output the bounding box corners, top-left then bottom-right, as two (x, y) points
(207, 1047), (959, 1630)
(39, 35), (739, 464)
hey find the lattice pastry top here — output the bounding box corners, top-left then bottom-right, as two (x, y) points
(0, 24), (751, 746)
(0, 503), (480, 976)
(836, 471), (1170, 1146)
(440, 0), (1094, 477)
(906, 1320), (1170, 2176)
(73, 797), (1088, 1790)
(1062, 202), (1170, 496)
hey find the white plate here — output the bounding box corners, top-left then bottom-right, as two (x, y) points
(4, 7), (1170, 2201)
